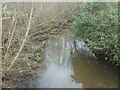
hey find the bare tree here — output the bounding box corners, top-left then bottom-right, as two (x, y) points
(2, 2), (79, 88)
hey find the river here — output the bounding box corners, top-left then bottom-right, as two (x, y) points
(34, 30), (118, 88)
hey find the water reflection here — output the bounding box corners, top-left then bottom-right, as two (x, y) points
(35, 30), (118, 88)
(72, 51), (118, 88)
(36, 31), (83, 88)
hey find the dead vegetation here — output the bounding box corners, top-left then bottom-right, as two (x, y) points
(2, 2), (79, 88)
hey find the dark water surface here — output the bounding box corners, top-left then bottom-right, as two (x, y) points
(35, 30), (118, 88)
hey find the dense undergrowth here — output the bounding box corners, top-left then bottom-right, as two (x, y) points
(2, 3), (76, 88)
(73, 3), (119, 66)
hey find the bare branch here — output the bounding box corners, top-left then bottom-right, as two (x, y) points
(8, 3), (34, 70)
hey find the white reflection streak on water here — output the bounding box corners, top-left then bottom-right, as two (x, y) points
(36, 33), (83, 88)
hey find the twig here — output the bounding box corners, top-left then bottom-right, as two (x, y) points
(8, 3), (34, 70)
(4, 15), (18, 64)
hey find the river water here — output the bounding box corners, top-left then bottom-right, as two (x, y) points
(35, 30), (118, 88)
